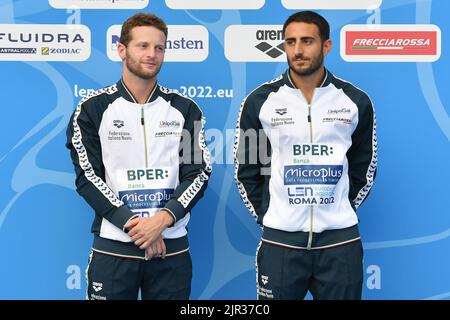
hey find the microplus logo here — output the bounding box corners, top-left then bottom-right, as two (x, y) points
(49, 0), (149, 9)
(225, 25), (285, 62)
(119, 189), (174, 209)
(107, 25), (208, 62)
(0, 24), (90, 61)
(284, 165), (343, 185)
(341, 25), (441, 62)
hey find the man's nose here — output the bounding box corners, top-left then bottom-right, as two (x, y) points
(145, 46), (156, 58)
(294, 42), (304, 55)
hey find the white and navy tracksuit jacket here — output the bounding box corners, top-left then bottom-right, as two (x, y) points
(234, 69), (377, 250)
(66, 80), (211, 259)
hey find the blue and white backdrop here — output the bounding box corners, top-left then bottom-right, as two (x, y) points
(0, 0), (449, 299)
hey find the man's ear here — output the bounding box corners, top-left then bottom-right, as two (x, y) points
(117, 42), (126, 61)
(323, 39), (332, 57)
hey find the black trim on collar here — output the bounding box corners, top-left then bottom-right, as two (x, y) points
(116, 79), (159, 104)
(283, 68), (332, 89)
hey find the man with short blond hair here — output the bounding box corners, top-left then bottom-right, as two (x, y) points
(66, 13), (211, 300)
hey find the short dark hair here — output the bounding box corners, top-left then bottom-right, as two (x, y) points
(120, 13), (168, 47)
(282, 11), (330, 42)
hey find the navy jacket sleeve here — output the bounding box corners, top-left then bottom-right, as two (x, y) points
(66, 97), (137, 230)
(234, 95), (268, 224)
(347, 95), (378, 209)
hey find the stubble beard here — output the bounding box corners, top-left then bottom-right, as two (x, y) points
(125, 52), (162, 80)
(288, 48), (324, 77)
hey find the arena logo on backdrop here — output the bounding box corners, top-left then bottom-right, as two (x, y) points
(0, 24), (90, 61)
(281, 0), (381, 9)
(341, 25), (441, 62)
(48, 0), (148, 9)
(107, 25), (208, 62)
(165, 0), (264, 9)
(225, 25), (285, 62)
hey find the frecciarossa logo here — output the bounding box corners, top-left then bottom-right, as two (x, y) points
(341, 25), (441, 62)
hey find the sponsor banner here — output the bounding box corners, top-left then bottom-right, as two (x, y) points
(119, 188), (174, 209)
(0, 24), (90, 61)
(225, 25), (285, 62)
(284, 164), (343, 206)
(165, 0), (264, 10)
(341, 25), (441, 62)
(281, 0), (382, 10)
(48, 0), (149, 9)
(284, 165), (343, 185)
(107, 25), (208, 62)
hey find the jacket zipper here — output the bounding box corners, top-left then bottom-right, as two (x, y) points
(121, 80), (158, 261)
(140, 105), (150, 260)
(141, 105), (149, 168)
(307, 104), (314, 250)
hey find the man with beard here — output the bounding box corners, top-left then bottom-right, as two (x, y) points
(234, 11), (377, 300)
(66, 13), (211, 300)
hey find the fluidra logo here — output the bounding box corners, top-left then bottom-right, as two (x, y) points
(0, 24), (90, 61)
(0, 32), (85, 43)
(255, 29), (285, 58)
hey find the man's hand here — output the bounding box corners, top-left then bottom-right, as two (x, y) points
(146, 236), (167, 259)
(124, 210), (174, 250)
